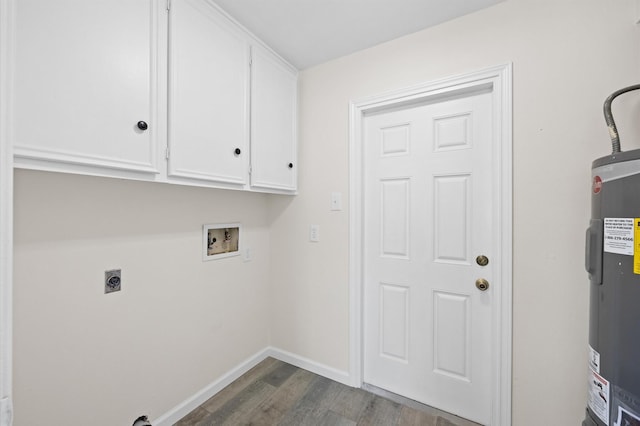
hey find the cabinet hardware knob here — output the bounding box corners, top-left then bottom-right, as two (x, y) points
(234, 148), (241, 155)
(288, 163), (294, 169)
(137, 121), (148, 131)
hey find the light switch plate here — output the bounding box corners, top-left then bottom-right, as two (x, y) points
(309, 225), (320, 242)
(331, 192), (342, 211)
(243, 248), (252, 262)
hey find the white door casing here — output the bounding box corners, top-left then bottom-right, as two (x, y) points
(349, 64), (512, 426)
(0, 0), (12, 423)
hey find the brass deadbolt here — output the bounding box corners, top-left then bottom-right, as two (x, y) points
(476, 255), (489, 266)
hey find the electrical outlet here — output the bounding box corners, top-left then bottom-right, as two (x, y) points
(105, 269), (121, 294)
(309, 225), (320, 242)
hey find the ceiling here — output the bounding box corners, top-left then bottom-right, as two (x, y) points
(212, 0), (505, 70)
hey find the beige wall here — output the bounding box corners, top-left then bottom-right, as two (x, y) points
(12, 0), (640, 425)
(268, 0), (640, 425)
(13, 170), (272, 425)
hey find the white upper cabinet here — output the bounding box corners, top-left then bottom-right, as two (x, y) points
(168, 0), (249, 185)
(9, 0), (297, 193)
(250, 44), (298, 192)
(12, 0), (161, 174)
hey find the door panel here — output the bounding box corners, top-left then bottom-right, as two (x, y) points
(363, 88), (494, 425)
(380, 283), (410, 362)
(381, 178), (410, 258)
(434, 174), (471, 263)
(433, 290), (471, 381)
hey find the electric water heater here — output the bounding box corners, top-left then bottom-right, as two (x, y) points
(583, 85), (640, 426)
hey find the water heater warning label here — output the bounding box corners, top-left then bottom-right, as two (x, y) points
(604, 218), (635, 255)
(635, 220), (640, 275)
(588, 369), (610, 425)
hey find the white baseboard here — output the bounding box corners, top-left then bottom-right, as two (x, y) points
(152, 346), (352, 425)
(265, 347), (352, 387)
(152, 348), (271, 426)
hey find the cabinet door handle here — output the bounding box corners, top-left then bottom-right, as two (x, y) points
(288, 163), (294, 169)
(137, 121), (148, 131)
(234, 148), (241, 155)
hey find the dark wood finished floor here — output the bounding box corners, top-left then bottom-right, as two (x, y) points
(174, 357), (481, 426)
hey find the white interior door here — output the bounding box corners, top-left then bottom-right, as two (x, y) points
(363, 86), (495, 425)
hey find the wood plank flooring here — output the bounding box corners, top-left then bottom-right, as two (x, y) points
(174, 358), (481, 426)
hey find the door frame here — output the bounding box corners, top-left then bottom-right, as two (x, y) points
(0, 0), (13, 424)
(348, 63), (512, 425)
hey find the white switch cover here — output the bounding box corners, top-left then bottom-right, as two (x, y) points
(309, 225), (320, 242)
(330, 192), (342, 211)
(243, 248), (252, 262)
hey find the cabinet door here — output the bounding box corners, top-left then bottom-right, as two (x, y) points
(13, 0), (160, 173)
(250, 45), (297, 192)
(168, 0), (249, 185)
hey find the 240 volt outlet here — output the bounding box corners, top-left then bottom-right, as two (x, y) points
(105, 269), (121, 294)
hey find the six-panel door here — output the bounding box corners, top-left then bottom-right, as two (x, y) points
(363, 87), (495, 425)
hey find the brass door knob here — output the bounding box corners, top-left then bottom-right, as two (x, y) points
(476, 278), (490, 291)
